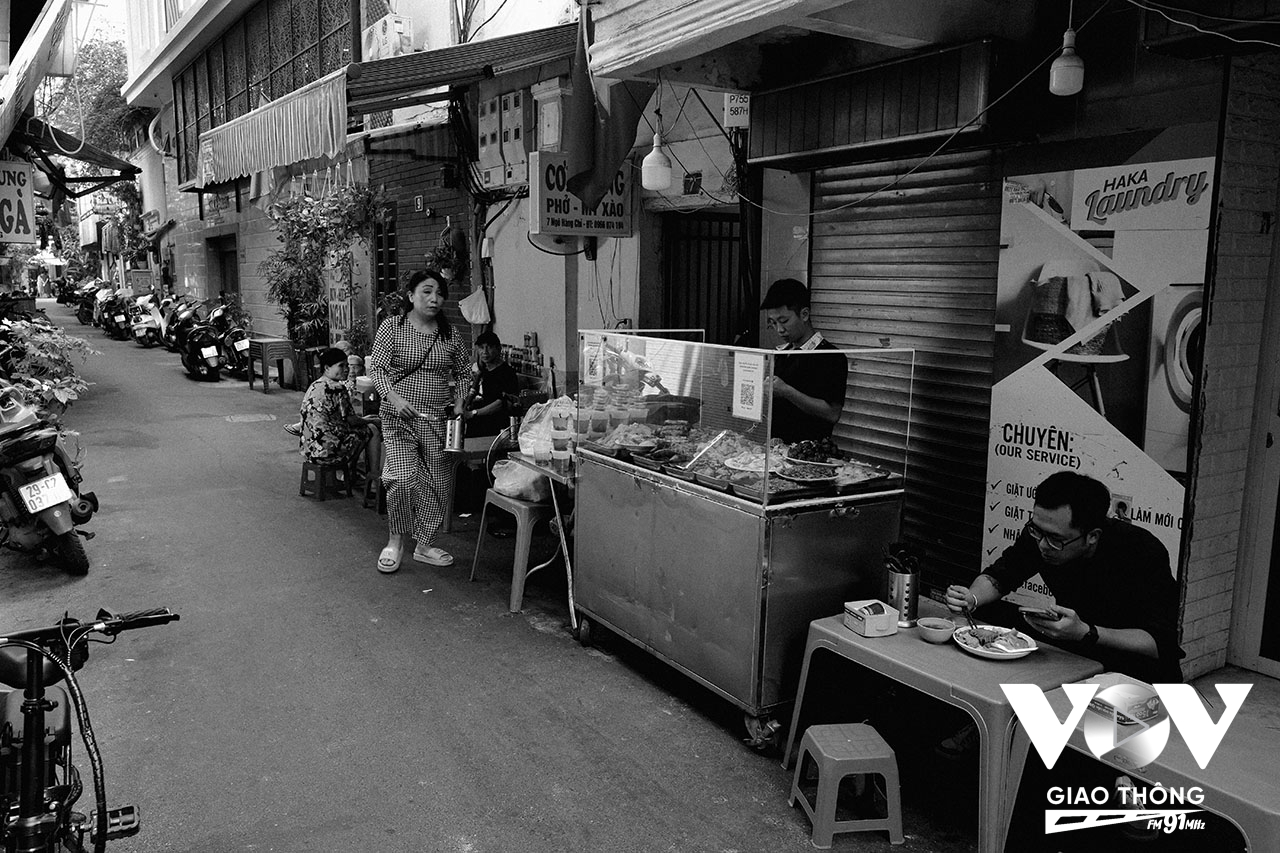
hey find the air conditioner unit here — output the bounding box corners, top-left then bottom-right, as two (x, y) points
(362, 14), (413, 62)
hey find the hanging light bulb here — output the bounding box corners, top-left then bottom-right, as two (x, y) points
(641, 130), (672, 191)
(1050, 28), (1084, 96)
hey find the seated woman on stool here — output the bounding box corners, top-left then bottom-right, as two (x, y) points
(299, 347), (371, 466)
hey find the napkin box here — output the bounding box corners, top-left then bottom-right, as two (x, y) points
(843, 599), (899, 637)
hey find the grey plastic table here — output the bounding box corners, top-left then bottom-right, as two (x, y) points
(782, 608), (1102, 853)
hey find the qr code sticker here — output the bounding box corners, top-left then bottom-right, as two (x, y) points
(739, 383), (755, 408)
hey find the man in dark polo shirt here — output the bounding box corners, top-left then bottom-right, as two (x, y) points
(464, 331), (520, 438)
(945, 470), (1184, 683)
(760, 278), (848, 444)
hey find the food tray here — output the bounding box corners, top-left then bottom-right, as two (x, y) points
(630, 455), (665, 472)
(663, 464), (697, 482)
(580, 440), (619, 457)
(695, 473), (731, 492)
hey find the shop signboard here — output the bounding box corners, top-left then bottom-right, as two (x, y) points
(985, 153), (1215, 604)
(0, 162), (37, 245)
(529, 151), (633, 237)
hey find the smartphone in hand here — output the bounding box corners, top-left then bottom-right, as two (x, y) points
(1018, 606), (1061, 621)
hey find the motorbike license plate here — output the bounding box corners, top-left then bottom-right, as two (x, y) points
(18, 473), (74, 514)
(234, 338), (250, 352)
(201, 345), (218, 358)
(114, 314), (127, 323)
(135, 327), (147, 336)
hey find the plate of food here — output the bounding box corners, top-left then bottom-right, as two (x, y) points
(723, 451), (786, 474)
(784, 438), (843, 466)
(952, 625), (1038, 660)
(776, 462), (840, 484)
(617, 440), (661, 454)
(782, 453), (843, 469)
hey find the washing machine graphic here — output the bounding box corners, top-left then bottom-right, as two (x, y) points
(1144, 282), (1203, 474)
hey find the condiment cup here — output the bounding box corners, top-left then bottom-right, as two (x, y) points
(916, 616), (955, 644)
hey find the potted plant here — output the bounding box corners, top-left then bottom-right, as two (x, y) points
(429, 224), (470, 282)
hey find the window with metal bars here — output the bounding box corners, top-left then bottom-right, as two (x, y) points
(374, 217), (398, 297)
(660, 212), (750, 345)
(173, 0), (350, 184)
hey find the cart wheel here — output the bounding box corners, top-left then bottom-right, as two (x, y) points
(743, 714), (782, 752)
(574, 614), (593, 647)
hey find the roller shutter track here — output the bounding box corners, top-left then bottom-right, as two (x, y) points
(809, 149), (1000, 585)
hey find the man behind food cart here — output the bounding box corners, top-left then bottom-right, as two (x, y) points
(760, 278), (848, 444)
(944, 469), (1184, 684)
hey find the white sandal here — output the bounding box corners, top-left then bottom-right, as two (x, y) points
(413, 546), (454, 567)
(377, 545), (402, 574)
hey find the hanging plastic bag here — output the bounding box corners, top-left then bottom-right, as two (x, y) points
(492, 459), (550, 502)
(459, 287), (491, 324)
(518, 396), (574, 455)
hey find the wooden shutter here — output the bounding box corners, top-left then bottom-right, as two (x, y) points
(661, 212), (748, 345)
(809, 149), (1000, 585)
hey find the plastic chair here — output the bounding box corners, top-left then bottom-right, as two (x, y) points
(299, 460), (353, 500)
(469, 429), (554, 612)
(789, 723), (905, 848)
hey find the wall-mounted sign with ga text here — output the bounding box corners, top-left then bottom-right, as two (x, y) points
(0, 162), (36, 245)
(528, 151), (633, 238)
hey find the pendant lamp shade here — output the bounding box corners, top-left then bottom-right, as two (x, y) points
(1050, 29), (1084, 96)
(641, 131), (672, 191)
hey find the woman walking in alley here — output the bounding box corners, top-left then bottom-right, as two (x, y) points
(368, 269), (470, 573)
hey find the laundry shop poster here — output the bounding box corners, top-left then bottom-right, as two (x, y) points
(985, 155), (1214, 604)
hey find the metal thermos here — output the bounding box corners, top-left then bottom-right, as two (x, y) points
(889, 569), (919, 628)
(444, 409), (465, 453)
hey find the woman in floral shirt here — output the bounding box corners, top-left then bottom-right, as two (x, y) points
(300, 348), (370, 465)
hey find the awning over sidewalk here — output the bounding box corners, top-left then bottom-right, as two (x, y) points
(195, 66), (351, 188)
(9, 116), (141, 198)
(347, 23), (577, 114)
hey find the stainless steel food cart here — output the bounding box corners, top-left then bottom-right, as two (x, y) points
(571, 333), (915, 743)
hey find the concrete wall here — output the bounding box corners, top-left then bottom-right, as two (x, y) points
(1185, 55), (1280, 678)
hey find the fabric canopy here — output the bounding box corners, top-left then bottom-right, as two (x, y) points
(196, 66), (350, 188)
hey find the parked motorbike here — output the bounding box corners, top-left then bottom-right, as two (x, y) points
(179, 303), (222, 381)
(129, 292), (163, 348)
(73, 283), (103, 326)
(208, 299), (251, 376)
(161, 296), (201, 352)
(0, 383), (97, 574)
(99, 290), (134, 342)
(0, 606), (180, 852)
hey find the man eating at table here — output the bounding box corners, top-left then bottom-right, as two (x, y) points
(944, 470), (1184, 684)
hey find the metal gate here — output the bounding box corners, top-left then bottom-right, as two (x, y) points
(809, 149), (1001, 585)
(661, 212), (749, 345)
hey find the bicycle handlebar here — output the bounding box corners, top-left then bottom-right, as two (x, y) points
(0, 608), (180, 644)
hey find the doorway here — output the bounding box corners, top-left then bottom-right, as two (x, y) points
(661, 211), (749, 345)
(1232, 210), (1280, 677)
(209, 235), (239, 299)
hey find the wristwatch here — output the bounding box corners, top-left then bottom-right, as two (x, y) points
(1081, 622), (1099, 647)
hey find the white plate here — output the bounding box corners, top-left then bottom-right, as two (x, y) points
(19, 473), (74, 513)
(775, 468), (838, 484)
(200, 345), (218, 358)
(952, 625), (1038, 660)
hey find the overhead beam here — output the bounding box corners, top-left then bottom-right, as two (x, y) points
(791, 16), (933, 50)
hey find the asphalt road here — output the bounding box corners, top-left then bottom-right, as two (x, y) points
(3, 300), (977, 853)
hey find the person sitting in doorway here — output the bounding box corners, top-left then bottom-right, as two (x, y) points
(464, 331), (520, 438)
(297, 347), (371, 467)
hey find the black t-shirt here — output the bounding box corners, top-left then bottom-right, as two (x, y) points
(771, 340), (848, 443)
(983, 519), (1184, 683)
(466, 361), (519, 437)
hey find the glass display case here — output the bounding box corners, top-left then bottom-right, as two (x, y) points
(571, 332), (915, 741)
(575, 331), (913, 507)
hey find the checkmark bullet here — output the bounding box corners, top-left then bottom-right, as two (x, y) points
(987, 524), (999, 533)
(986, 547), (997, 555)
(989, 501), (999, 510)
(990, 480), (1002, 490)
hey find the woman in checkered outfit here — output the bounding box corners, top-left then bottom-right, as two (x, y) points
(368, 270), (470, 573)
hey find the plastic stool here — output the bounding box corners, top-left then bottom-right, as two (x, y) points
(789, 723), (905, 848)
(469, 488), (554, 612)
(299, 460), (353, 500)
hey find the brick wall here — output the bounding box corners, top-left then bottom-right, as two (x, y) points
(368, 154), (474, 351)
(1183, 55), (1280, 678)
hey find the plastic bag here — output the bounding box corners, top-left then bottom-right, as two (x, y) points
(518, 395), (575, 455)
(492, 459), (550, 502)
(459, 287), (491, 324)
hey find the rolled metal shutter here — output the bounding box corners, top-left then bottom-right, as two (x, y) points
(809, 149), (1000, 585)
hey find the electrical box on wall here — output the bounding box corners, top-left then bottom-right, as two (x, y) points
(476, 81), (535, 187)
(362, 14), (413, 61)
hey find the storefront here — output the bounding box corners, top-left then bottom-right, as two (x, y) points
(586, 0), (1279, 681)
